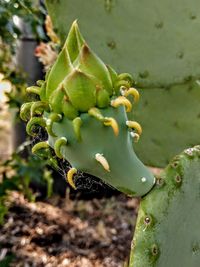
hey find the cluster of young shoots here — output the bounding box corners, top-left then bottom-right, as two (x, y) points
(20, 21), (143, 190)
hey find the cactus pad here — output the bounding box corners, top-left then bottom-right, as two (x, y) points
(20, 21), (155, 197)
(45, 0), (200, 88)
(129, 146), (200, 266)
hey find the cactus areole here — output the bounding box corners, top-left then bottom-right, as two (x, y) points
(20, 21), (155, 197)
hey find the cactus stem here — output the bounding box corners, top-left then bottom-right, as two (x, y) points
(73, 117), (83, 141)
(95, 153), (110, 172)
(26, 86), (41, 95)
(126, 121), (142, 136)
(54, 137), (68, 158)
(26, 117), (46, 136)
(122, 87), (140, 103)
(32, 141), (49, 154)
(111, 96), (132, 112)
(46, 113), (62, 137)
(66, 167), (77, 189)
(104, 117), (119, 136)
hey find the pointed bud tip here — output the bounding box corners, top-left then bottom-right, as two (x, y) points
(71, 19), (79, 28)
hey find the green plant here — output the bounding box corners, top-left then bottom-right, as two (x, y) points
(20, 21), (155, 197)
(0, 0), (56, 222)
(20, 11), (200, 267)
(0, 143), (54, 223)
(0, 0), (46, 49)
(130, 146), (200, 266)
(0, 253), (15, 267)
(45, 0), (200, 167)
(0, 0), (46, 122)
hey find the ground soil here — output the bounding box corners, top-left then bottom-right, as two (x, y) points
(0, 192), (139, 267)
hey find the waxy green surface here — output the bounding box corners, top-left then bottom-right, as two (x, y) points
(47, 106), (155, 197)
(130, 146), (200, 266)
(132, 80), (200, 167)
(46, 0), (200, 88)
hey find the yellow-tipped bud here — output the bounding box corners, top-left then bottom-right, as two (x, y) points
(32, 141), (49, 154)
(88, 107), (104, 121)
(111, 96), (132, 112)
(104, 117), (119, 136)
(66, 168), (77, 189)
(115, 80), (130, 90)
(54, 137), (67, 158)
(126, 121), (142, 136)
(117, 73), (133, 83)
(26, 86), (40, 95)
(122, 88), (140, 103)
(95, 153), (110, 172)
(73, 117), (83, 141)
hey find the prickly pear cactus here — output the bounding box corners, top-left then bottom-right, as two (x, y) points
(129, 146), (200, 267)
(45, 0), (200, 167)
(20, 21), (155, 197)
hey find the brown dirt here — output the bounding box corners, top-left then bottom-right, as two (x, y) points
(0, 192), (139, 267)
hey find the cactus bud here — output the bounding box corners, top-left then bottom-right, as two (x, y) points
(21, 21), (155, 197)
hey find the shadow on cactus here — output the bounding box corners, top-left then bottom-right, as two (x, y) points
(20, 21), (155, 197)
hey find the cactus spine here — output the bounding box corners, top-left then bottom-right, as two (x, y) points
(20, 21), (155, 197)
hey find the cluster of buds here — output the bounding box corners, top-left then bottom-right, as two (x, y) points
(20, 21), (155, 197)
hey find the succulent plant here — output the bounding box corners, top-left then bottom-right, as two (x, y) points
(45, 0), (200, 168)
(130, 146), (200, 266)
(20, 21), (155, 197)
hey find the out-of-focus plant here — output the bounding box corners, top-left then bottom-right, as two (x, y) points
(0, 0), (47, 114)
(0, 142), (54, 223)
(0, 0), (47, 49)
(35, 15), (60, 70)
(0, 1), (57, 223)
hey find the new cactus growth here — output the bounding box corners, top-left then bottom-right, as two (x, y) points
(45, 0), (200, 167)
(20, 21), (155, 197)
(130, 146), (200, 266)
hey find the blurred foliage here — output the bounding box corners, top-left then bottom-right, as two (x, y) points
(0, 142), (54, 223)
(0, 0), (47, 112)
(0, 0), (47, 50)
(0, 253), (15, 267)
(0, 0), (56, 224)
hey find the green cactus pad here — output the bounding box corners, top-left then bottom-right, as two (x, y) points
(20, 21), (155, 197)
(132, 80), (200, 167)
(129, 145), (200, 266)
(45, 0), (200, 88)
